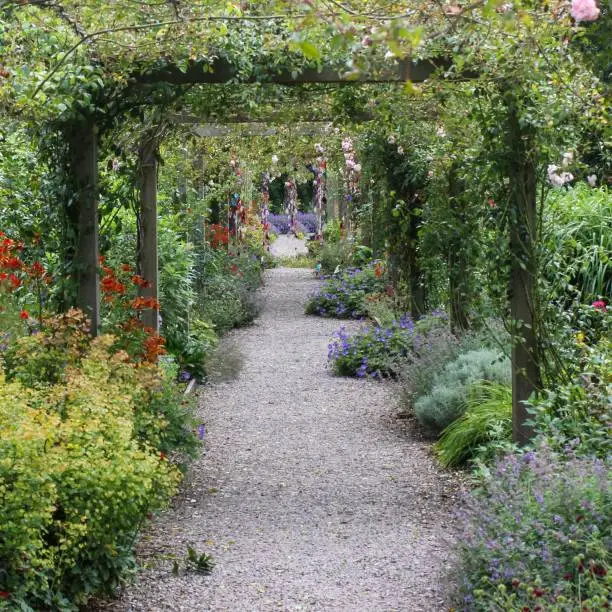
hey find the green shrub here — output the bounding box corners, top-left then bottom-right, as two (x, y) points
(0, 336), (181, 610)
(435, 381), (512, 468)
(414, 348), (511, 432)
(544, 184), (611, 302)
(529, 337), (611, 460)
(317, 240), (352, 275)
(322, 218), (342, 243)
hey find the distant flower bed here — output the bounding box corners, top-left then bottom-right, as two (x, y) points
(267, 213), (317, 235)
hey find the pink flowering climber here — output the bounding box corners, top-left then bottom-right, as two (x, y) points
(570, 0), (600, 22)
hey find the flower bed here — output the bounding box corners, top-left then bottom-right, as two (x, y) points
(305, 263), (386, 319)
(328, 315), (417, 378)
(267, 213), (317, 235)
(456, 445), (611, 611)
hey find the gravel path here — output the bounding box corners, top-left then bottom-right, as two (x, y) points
(269, 235), (309, 257)
(104, 268), (459, 612)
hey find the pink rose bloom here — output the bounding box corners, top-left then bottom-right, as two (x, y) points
(571, 0), (600, 22)
(592, 300), (607, 312)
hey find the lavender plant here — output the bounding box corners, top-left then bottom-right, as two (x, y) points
(456, 445), (611, 611)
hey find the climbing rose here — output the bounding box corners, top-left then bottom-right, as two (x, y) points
(570, 0), (600, 22)
(547, 164), (573, 187)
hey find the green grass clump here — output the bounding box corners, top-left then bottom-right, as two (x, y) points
(435, 381), (512, 468)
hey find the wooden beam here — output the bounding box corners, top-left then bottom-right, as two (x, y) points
(139, 137), (159, 333)
(191, 122), (334, 137)
(135, 56), (450, 87)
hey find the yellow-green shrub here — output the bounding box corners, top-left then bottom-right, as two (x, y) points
(0, 336), (181, 610)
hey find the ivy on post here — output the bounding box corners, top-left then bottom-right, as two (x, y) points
(505, 91), (540, 444)
(138, 137), (159, 333)
(68, 120), (100, 335)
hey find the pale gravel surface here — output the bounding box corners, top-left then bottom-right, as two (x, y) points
(100, 268), (459, 612)
(269, 235), (309, 257)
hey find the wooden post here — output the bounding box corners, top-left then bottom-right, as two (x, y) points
(69, 121), (100, 335)
(506, 94), (540, 444)
(407, 204), (426, 317)
(139, 138), (159, 332)
(448, 166), (470, 332)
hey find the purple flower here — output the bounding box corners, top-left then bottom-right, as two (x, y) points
(197, 424), (206, 440)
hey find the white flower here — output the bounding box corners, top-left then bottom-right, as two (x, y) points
(587, 174), (597, 187)
(387, 134), (396, 145)
(315, 143), (325, 154)
(384, 49), (395, 60)
(354, 163), (362, 173)
(229, 159), (236, 168)
(345, 159), (356, 170)
(562, 151), (573, 167)
(271, 154), (279, 164)
(397, 146), (404, 155)
(436, 126), (446, 138)
(548, 164), (573, 187)
(427, 170), (434, 178)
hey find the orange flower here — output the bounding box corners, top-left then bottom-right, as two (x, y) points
(121, 263), (133, 272)
(131, 296), (160, 310)
(131, 274), (151, 288)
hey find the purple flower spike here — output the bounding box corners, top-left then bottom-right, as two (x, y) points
(198, 424), (206, 440)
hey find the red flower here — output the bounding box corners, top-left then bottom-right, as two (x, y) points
(19, 310), (29, 320)
(0, 591), (9, 600)
(488, 198), (497, 208)
(592, 300), (607, 312)
(29, 261), (45, 278)
(511, 579), (520, 588)
(533, 587), (544, 597)
(121, 263), (133, 272)
(8, 273), (21, 289)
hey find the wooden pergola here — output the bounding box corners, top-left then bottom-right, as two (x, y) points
(68, 52), (539, 443)
(70, 56), (446, 334)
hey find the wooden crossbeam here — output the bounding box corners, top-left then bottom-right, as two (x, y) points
(136, 56), (450, 86)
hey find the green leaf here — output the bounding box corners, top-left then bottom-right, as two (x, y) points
(297, 41), (322, 62)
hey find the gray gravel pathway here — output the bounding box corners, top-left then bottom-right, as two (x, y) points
(106, 268), (458, 612)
